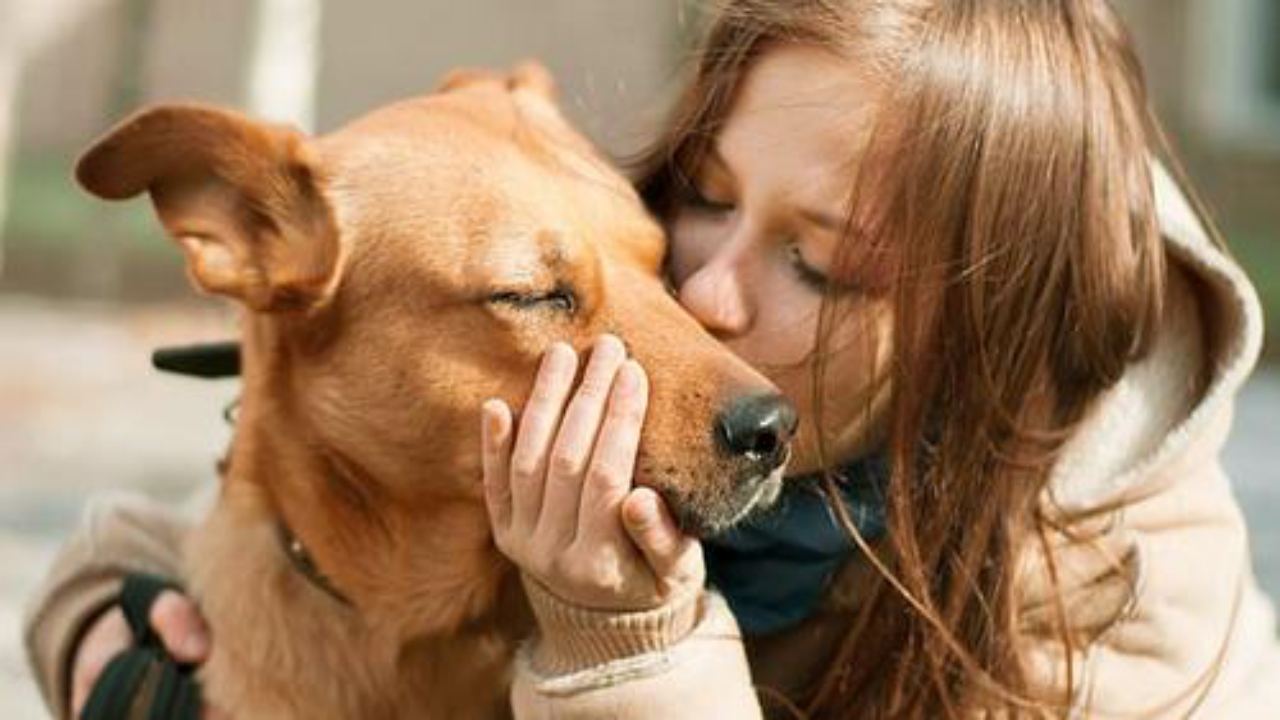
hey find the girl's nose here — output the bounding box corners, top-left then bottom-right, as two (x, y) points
(677, 251), (753, 337)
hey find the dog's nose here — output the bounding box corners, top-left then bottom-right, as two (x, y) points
(715, 394), (798, 466)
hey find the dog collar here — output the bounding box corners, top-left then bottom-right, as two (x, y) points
(277, 523), (353, 607)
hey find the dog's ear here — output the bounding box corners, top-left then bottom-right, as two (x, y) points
(508, 61), (557, 102)
(437, 61), (557, 103)
(76, 103), (341, 312)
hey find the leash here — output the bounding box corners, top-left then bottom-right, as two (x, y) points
(80, 574), (203, 720)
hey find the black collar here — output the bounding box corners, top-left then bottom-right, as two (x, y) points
(276, 523), (352, 607)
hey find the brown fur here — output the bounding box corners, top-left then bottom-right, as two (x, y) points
(77, 64), (783, 717)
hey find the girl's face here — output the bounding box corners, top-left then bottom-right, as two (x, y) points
(668, 45), (891, 473)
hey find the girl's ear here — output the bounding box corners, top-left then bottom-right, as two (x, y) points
(76, 103), (341, 312)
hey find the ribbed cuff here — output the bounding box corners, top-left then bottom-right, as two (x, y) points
(22, 492), (196, 719)
(29, 573), (124, 720)
(521, 575), (703, 676)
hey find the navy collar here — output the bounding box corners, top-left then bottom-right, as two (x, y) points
(704, 454), (890, 635)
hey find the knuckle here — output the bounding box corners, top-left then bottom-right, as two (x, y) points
(580, 488), (617, 518)
(529, 384), (562, 407)
(509, 456), (541, 485)
(549, 451), (584, 478)
(576, 375), (611, 400)
(586, 462), (624, 488)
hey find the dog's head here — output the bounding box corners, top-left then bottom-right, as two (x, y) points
(77, 64), (795, 538)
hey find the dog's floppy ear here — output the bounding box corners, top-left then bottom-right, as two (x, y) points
(76, 103), (341, 312)
(437, 61), (557, 103)
(508, 61), (557, 102)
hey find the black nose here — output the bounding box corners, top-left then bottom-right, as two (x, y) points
(715, 394), (798, 465)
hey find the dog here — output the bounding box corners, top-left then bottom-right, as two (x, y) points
(76, 63), (796, 717)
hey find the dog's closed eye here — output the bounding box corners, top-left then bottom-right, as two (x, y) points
(488, 286), (578, 314)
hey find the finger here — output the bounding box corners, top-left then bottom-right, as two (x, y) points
(480, 399), (515, 533)
(622, 487), (699, 584)
(538, 335), (628, 544)
(71, 608), (132, 717)
(578, 360), (649, 544)
(509, 342), (578, 534)
(150, 590), (211, 662)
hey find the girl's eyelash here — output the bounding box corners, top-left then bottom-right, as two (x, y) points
(684, 184), (735, 214)
(787, 243), (831, 293)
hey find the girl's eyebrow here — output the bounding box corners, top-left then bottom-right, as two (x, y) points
(706, 139), (845, 234)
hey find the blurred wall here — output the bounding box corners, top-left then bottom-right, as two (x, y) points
(1118, 0), (1280, 236)
(2, 0), (687, 301)
(17, 0), (682, 158)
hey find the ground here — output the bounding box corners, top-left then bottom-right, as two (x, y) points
(1, 296), (1276, 717)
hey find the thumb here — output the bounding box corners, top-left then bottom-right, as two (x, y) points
(622, 488), (702, 587)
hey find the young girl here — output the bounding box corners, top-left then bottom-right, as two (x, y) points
(28, 0), (1278, 717)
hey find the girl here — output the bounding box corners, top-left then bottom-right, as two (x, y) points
(29, 0), (1278, 717)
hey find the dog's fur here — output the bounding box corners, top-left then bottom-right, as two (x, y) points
(77, 64), (789, 717)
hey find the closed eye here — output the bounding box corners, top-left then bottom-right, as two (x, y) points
(488, 286), (578, 314)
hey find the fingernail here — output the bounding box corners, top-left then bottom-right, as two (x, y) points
(596, 333), (624, 356)
(616, 361), (644, 393)
(544, 342), (575, 370)
(631, 493), (658, 527)
(481, 400), (507, 435)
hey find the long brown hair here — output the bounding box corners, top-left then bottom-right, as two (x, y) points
(634, 1), (1182, 716)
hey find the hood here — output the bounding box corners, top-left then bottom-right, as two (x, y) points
(1048, 162), (1266, 511)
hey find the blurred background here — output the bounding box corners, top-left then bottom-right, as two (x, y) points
(0, 0), (1276, 715)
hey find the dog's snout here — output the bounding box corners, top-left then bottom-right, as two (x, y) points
(715, 394), (798, 465)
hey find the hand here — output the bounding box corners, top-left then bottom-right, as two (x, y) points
(480, 335), (703, 611)
(70, 590), (223, 718)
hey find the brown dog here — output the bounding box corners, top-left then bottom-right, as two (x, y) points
(76, 64), (796, 717)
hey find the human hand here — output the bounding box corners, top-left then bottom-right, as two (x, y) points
(70, 590), (222, 718)
(480, 335), (704, 611)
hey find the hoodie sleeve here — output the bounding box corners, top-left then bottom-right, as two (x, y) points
(512, 579), (762, 719)
(22, 489), (207, 720)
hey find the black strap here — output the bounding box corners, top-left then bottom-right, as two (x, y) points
(80, 574), (204, 720)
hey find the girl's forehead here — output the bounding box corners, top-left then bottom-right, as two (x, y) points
(718, 45), (875, 198)
(742, 44), (869, 106)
